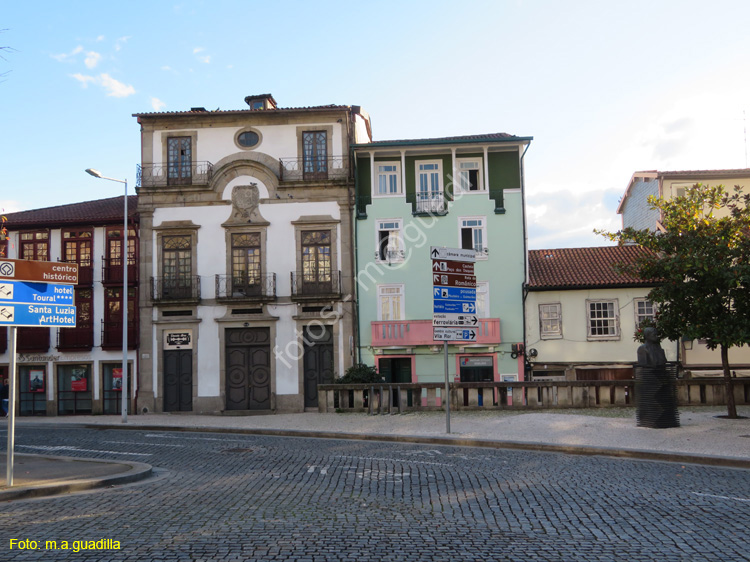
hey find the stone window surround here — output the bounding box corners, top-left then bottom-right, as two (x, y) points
(291, 215), (340, 281)
(153, 221), (201, 284)
(233, 127), (263, 151)
(160, 131), (198, 166)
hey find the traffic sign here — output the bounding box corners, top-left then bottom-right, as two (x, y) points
(430, 247), (475, 262)
(0, 281), (75, 305)
(433, 327), (477, 341)
(0, 303), (77, 327)
(432, 313), (479, 327)
(434, 300), (477, 314)
(432, 273), (476, 288)
(433, 287), (476, 302)
(0, 259), (79, 285)
(431, 260), (474, 275)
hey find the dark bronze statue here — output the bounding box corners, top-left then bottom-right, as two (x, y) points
(637, 327), (667, 366)
(635, 326), (679, 428)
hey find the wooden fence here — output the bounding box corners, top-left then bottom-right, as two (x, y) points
(317, 379), (750, 414)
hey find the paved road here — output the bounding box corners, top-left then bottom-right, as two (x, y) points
(1, 427), (749, 562)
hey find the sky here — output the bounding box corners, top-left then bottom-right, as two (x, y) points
(2, 0), (750, 249)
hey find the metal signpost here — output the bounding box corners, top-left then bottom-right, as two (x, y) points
(431, 247), (476, 434)
(0, 259), (78, 487)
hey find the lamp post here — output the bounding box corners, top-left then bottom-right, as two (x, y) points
(85, 168), (129, 423)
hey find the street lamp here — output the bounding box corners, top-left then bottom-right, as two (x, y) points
(85, 168), (129, 423)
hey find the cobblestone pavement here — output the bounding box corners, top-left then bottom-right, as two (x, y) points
(1, 427), (749, 562)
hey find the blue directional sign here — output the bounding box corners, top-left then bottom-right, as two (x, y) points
(0, 281), (75, 306)
(0, 303), (76, 327)
(433, 327), (477, 341)
(433, 300), (477, 314)
(433, 287), (476, 302)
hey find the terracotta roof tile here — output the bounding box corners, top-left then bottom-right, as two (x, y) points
(3, 196), (138, 229)
(133, 104), (350, 117)
(528, 246), (654, 290)
(357, 132), (530, 147)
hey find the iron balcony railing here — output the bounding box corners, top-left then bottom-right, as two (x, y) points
(57, 323), (94, 351)
(17, 327), (50, 353)
(137, 161), (214, 188)
(102, 256), (138, 284)
(58, 259), (94, 286)
(150, 276), (201, 302)
(278, 156), (349, 182)
(291, 270), (341, 299)
(101, 320), (139, 349)
(414, 192), (448, 215)
(215, 273), (276, 301)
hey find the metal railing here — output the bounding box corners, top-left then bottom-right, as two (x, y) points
(137, 161), (214, 188)
(290, 270), (341, 298)
(414, 193), (448, 215)
(215, 273), (276, 300)
(58, 259), (94, 285)
(102, 256), (138, 284)
(150, 276), (201, 302)
(100, 320), (139, 349)
(279, 156), (349, 182)
(57, 323), (94, 350)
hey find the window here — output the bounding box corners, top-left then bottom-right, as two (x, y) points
(416, 161), (443, 213)
(476, 282), (489, 318)
(231, 232), (262, 294)
(20, 230), (49, 261)
(375, 162), (401, 196)
(63, 229), (93, 266)
(456, 158), (483, 192)
(587, 300), (619, 339)
(634, 299), (656, 327)
(378, 284), (404, 321)
(302, 131), (328, 180)
(103, 286), (137, 348)
(539, 303), (562, 339)
(301, 230), (332, 284)
(167, 136), (192, 185)
(236, 130), (260, 149)
(162, 235), (193, 298)
(104, 226), (137, 284)
(375, 219), (403, 263)
(460, 217), (487, 259)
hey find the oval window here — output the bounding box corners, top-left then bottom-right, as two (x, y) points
(237, 131), (260, 148)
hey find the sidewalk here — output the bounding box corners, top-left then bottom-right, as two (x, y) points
(1, 406), (748, 501)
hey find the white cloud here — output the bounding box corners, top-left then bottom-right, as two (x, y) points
(198, 55), (211, 64)
(193, 47), (204, 54)
(115, 36), (131, 52)
(99, 74), (136, 97)
(84, 51), (102, 69)
(161, 65), (172, 71)
(70, 73), (135, 97)
(150, 97), (166, 111)
(52, 45), (84, 63)
(96, 35), (105, 42)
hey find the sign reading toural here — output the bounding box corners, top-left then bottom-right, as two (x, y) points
(0, 303), (77, 327)
(430, 247), (476, 262)
(433, 327), (477, 341)
(0, 259), (79, 285)
(0, 281), (75, 305)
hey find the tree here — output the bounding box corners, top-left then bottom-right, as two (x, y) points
(599, 183), (750, 419)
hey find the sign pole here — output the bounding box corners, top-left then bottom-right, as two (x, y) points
(6, 326), (17, 487)
(444, 341), (450, 434)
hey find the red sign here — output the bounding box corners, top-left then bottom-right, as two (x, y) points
(431, 260), (474, 275)
(0, 258), (79, 285)
(432, 273), (476, 288)
(29, 369), (45, 393)
(112, 368), (123, 391)
(71, 372), (87, 392)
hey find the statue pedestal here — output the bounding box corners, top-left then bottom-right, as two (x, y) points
(635, 364), (680, 428)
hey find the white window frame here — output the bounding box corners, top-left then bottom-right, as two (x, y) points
(375, 219), (404, 264)
(377, 284), (405, 321)
(374, 161), (402, 197)
(586, 299), (620, 340)
(539, 303), (562, 339)
(415, 160), (443, 213)
(475, 281), (490, 318)
(634, 298), (656, 327)
(455, 158), (485, 193)
(459, 216), (488, 260)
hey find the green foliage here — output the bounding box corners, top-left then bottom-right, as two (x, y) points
(334, 363), (382, 384)
(633, 317), (658, 343)
(598, 183), (750, 349)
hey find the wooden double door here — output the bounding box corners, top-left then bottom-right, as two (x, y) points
(226, 328), (271, 411)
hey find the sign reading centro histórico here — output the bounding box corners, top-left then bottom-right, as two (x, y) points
(0, 259), (79, 285)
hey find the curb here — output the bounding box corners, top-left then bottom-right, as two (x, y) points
(38, 422), (750, 471)
(0, 454), (153, 502)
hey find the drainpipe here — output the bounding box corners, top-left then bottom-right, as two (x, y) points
(519, 141), (531, 381)
(352, 150), (361, 365)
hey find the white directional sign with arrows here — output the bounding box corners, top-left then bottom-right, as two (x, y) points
(431, 247), (476, 341)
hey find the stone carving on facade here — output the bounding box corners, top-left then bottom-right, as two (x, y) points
(225, 183), (269, 226)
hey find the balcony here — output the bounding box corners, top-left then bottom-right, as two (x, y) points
(151, 276), (201, 303)
(137, 161), (214, 188)
(371, 318), (501, 348)
(413, 193), (448, 216)
(291, 271), (341, 300)
(101, 321), (139, 350)
(102, 257), (138, 285)
(215, 274), (276, 302)
(57, 323), (94, 351)
(59, 260), (94, 286)
(279, 156), (349, 182)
